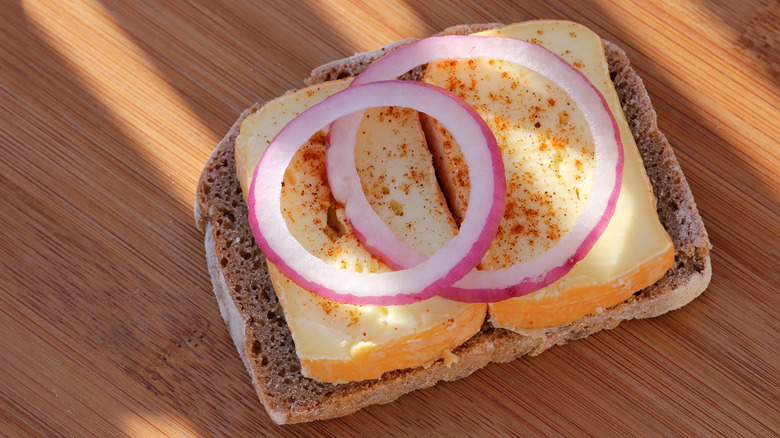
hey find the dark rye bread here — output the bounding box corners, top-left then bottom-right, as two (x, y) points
(194, 24), (711, 424)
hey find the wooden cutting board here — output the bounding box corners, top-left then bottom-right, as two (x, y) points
(1, 0), (777, 436)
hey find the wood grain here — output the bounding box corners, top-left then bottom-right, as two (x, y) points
(1, 0), (777, 436)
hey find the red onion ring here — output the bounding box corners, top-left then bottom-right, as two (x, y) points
(327, 35), (624, 302)
(248, 80), (505, 305)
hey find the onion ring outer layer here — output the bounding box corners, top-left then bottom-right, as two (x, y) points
(248, 80), (506, 305)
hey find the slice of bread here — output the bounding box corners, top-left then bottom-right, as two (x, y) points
(194, 24), (711, 424)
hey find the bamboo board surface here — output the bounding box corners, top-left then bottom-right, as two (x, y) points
(1, 0), (778, 436)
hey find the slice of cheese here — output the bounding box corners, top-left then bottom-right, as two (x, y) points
(235, 79), (486, 383)
(423, 20), (674, 329)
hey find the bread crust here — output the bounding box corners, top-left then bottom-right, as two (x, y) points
(194, 24), (711, 424)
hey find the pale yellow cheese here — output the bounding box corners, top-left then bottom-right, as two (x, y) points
(235, 79), (486, 383)
(423, 20), (674, 329)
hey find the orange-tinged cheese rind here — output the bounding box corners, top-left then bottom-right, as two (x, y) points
(489, 246), (674, 328)
(290, 284), (487, 383)
(268, 247), (488, 383)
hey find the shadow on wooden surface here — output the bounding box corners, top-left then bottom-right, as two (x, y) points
(1, 1), (227, 436)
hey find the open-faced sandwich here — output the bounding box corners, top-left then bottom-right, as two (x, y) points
(194, 20), (711, 424)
